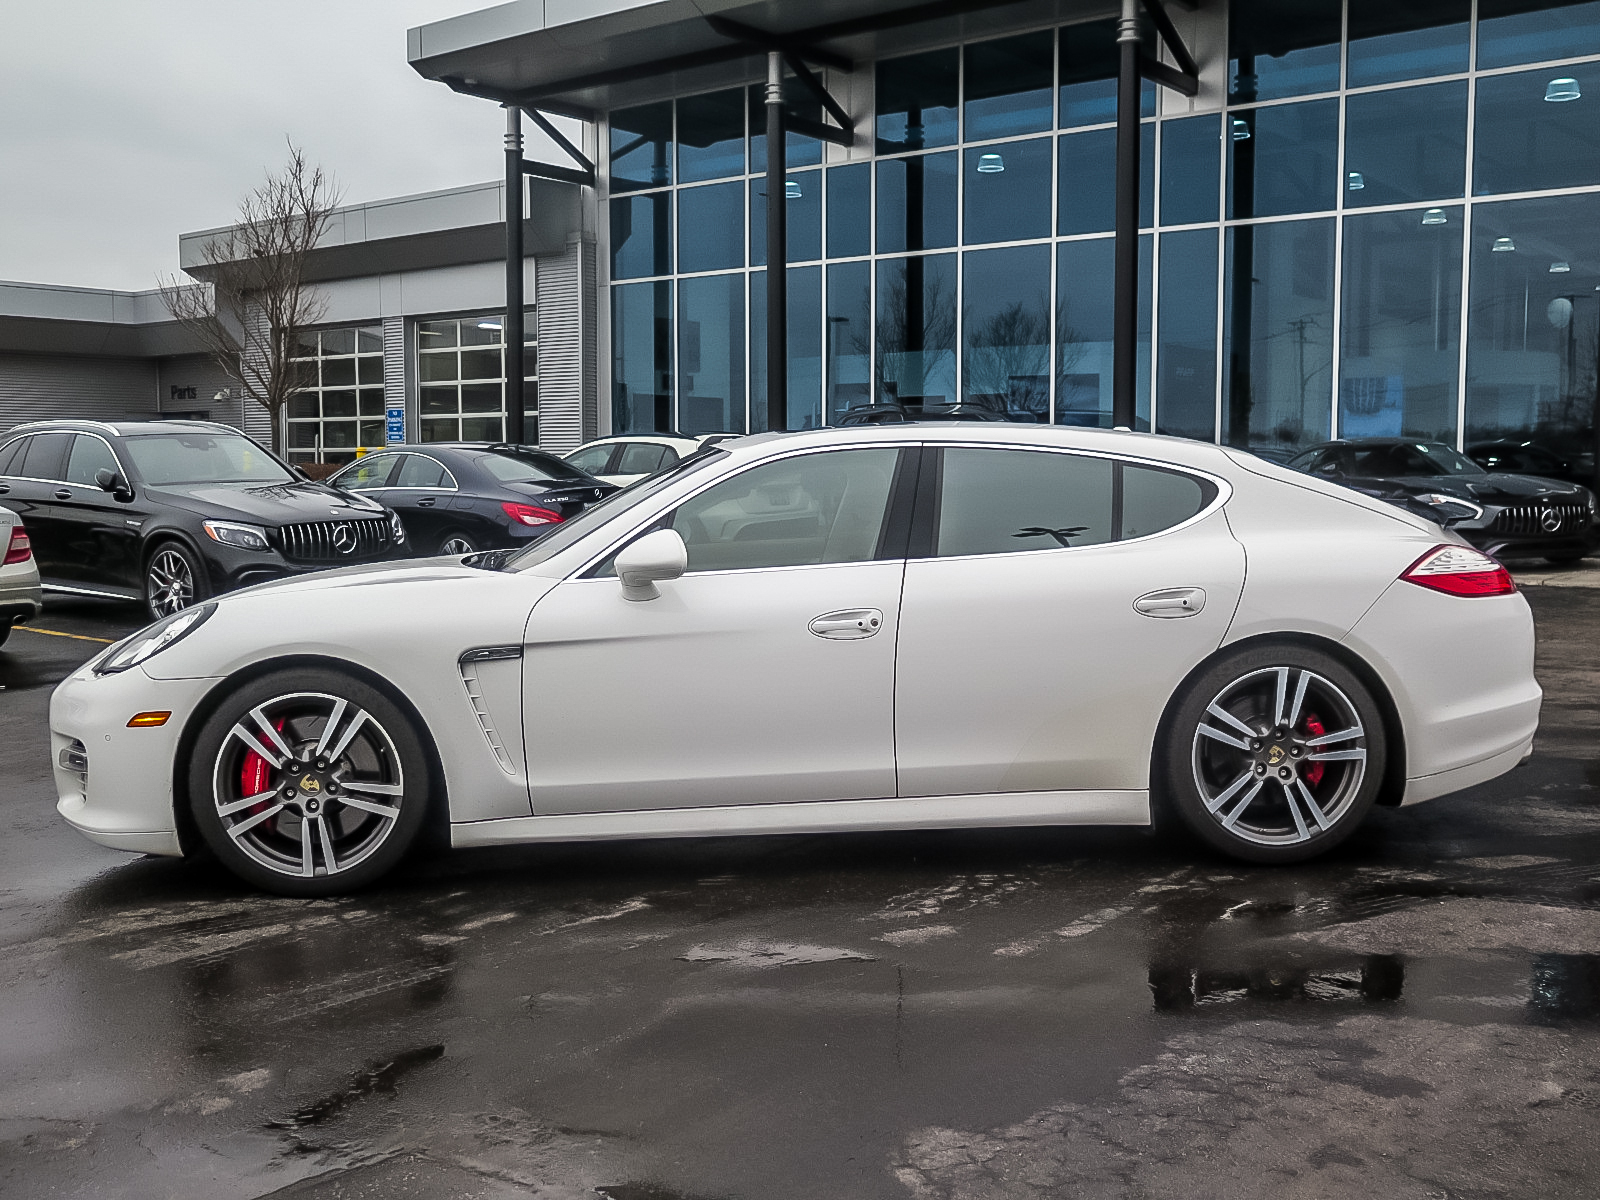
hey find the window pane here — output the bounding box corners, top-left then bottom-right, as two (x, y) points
(611, 281), (673, 434)
(1224, 219), (1336, 454)
(617, 443), (669, 475)
(1057, 237), (1152, 427)
(1157, 228), (1220, 442)
(679, 182), (744, 273)
(1348, 0), (1470, 86)
(751, 266), (823, 431)
(419, 353), (456, 384)
(567, 445), (614, 475)
(1474, 63), (1600, 196)
(749, 82), (822, 170)
(611, 193), (672, 279)
(322, 357), (356, 387)
(611, 101), (672, 192)
(64, 435), (116, 486)
(876, 255), (958, 407)
(1345, 81), (1468, 207)
(750, 169), (821, 266)
(461, 383), (501, 413)
(357, 327), (382, 353)
(395, 455), (450, 488)
(876, 152), (957, 253)
(460, 318), (500, 346)
(679, 273), (745, 435)
(420, 385), (457, 415)
(1340, 208), (1464, 443)
(336, 453), (397, 490)
(827, 163), (871, 258)
(1122, 465), (1211, 539)
(672, 447), (900, 571)
(678, 89), (743, 183)
(964, 32), (1054, 141)
(827, 260), (872, 422)
(1060, 18), (1155, 127)
(421, 418), (458, 442)
(1465, 193), (1600, 460)
(357, 356), (384, 385)
(460, 349), (500, 381)
(359, 390), (383, 419)
(323, 390), (357, 418)
(876, 48), (959, 153)
(1227, 100), (1340, 219)
(965, 137), (1051, 244)
(321, 329), (356, 355)
(1160, 115), (1221, 225)
(1058, 125), (1154, 235)
(462, 416), (503, 442)
(1477, 0), (1600, 68)
(417, 320), (457, 349)
(963, 244), (1051, 420)
(1228, 0), (1342, 102)
(937, 448), (1114, 556)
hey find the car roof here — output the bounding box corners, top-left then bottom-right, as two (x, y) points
(2, 419), (244, 439)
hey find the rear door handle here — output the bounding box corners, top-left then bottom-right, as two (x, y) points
(0, 484), (10, 494)
(809, 608), (884, 640)
(53, 489), (72, 500)
(418, 497), (436, 507)
(1133, 588), (1206, 618)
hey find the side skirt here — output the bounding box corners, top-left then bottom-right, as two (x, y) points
(450, 789), (1151, 848)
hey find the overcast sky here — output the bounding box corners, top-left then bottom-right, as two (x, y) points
(1, 1), (537, 293)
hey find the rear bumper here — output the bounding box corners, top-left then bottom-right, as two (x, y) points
(1401, 736), (1534, 806)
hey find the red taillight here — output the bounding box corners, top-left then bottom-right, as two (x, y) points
(1401, 544), (1516, 597)
(3, 527), (31, 565)
(501, 502), (563, 527)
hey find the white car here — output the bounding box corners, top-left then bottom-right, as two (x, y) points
(562, 433), (734, 487)
(50, 425), (1540, 895)
(0, 506), (43, 648)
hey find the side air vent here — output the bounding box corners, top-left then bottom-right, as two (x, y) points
(458, 651), (520, 776)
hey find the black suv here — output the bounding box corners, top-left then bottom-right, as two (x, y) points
(0, 420), (409, 617)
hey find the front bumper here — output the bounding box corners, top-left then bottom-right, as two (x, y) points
(202, 541), (411, 595)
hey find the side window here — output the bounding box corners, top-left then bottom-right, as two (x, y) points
(335, 454), (400, 491)
(64, 436), (119, 487)
(658, 446), (682, 468)
(565, 445), (614, 475)
(616, 443), (669, 475)
(20, 432), (71, 481)
(1121, 465), (1212, 540)
(393, 455), (452, 489)
(670, 448), (900, 572)
(936, 448), (1114, 557)
(0, 437), (26, 477)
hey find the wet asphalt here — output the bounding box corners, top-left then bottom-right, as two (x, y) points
(3, 580), (1600, 1199)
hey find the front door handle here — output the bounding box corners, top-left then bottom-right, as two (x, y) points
(418, 497), (436, 507)
(0, 484), (10, 494)
(1133, 588), (1206, 618)
(809, 608), (884, 640)
(53, 489), (73, 500)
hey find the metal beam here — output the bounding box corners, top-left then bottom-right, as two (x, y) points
(782, 52), (854, 133)
(783, 113), (854, 147)
(1112, 0), (1142, 432)
(504, 107), (526, 445)
(765, 51), (787, 433)
(520, 158), (595, 187)
(1139, 54), (1198, 97)
(705, 15), (853, 72)
(1139, 0), (1199, 79)
(522, 107), (596, 177)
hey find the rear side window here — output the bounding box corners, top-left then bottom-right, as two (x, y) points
(616, 443), (669, 475)
(21, 433), (71, 481)
(394, 455), (452, 489)
(64, 435), (119, 486)
(0, 437), (25, 476)
(1122, 464), (1210, 540)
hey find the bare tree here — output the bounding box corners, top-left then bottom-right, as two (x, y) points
(160, 144), (340, 454)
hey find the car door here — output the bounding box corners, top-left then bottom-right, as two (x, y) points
(49, 434), (148, 590)
(521, 444), (909, 814)
(893, 444), (1246, 798)
(2, 433), (72, 581)
(388, 453), (459, 551)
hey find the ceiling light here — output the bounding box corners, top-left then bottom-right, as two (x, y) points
(1550, 261), (1572, 273)
(1544, 77), (1582, 102)
(976, 152), (1005, 174)
(477, 320), (502, 330)
(1230, 117), (1251, 141)
(1421, 208), (1448, 225)
(785, 179), (802, 199)
(1347, 171), (1365, 190)
(1492, 237), (1516, 252)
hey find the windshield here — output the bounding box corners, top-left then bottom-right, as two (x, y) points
(122, 433), (294, 486)
(1406, 443), (1485, 476)
(503, 448), (729, 571)
(477, 449), (592, 484)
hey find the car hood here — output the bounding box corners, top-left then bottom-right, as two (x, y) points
(1357, 473), (1588, 503)
(225, 556), (480, 602)
(147, 481), (387, 524)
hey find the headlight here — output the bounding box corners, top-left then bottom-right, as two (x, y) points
(95, 604), (215, 675)
(1415, 493), (1484, 522)
(203, 520), (270, 551)
(389, 511), (407, 543)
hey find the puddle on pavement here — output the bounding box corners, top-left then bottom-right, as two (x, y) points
(267, 1043), (444, 1129)
(1149, 955), (1405, 1011)
(596, 1186), (717, 1200)
(1529, 954), (1600, 1022)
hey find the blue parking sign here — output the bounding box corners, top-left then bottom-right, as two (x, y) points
(385, 406), (406, 445)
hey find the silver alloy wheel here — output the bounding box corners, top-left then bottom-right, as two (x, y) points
(148, 548), (195, 616)
(1190, 666), (1368, 847)
(440, 535), (476, 556)
(210, 691), (406, 879)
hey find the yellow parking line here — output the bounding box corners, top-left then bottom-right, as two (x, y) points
(14, 626), (115, 645)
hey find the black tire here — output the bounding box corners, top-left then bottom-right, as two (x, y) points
(1159, 644), (1387, 864)
(187, 667), (434, 896)
(438, 531), (478, 556)
(0, 620), (11, 649)
(145, 540), (208, 620)
(1545, 552), (1586, 565)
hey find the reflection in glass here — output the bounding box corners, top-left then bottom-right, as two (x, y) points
(827, 262), (873, 421)
(1474, 63), (1600, 196)
(1227, 101), (1340, 219)
(877, 152), (958, 253)
(1465, 193), (1600, 463)
(1339, 208), (1464, 443)
(1059, 18), (1155, 127)
(1347, 0), (1470, 87)
(1058, 126), (1154, 235)
(1477, 0), (1600, 69)
(610, 194), (671, 280)
(751, 266), (823, 431)
(679, 274), (746, 435)
(611, 281), (672, 434)
(1057, 237), (1152, 428)
(1157, 228), (1219, 442)
(1344, 82), (1468, 208)
(1228, 0), (1342, 102)
(1224, 219), (1336, 453)
(610, 101), (672, 192)
(876, 48), (959, 153)
(827, 164), (871, 258)
(677, 89), (744, 183)
(749, 82), (823, 171)
(678, 183), (743, 273)
(1160, 115), (1221, 226)
(965, 32), (1054, 141)
(876, 254), (958, 407)
(963, 244), (1052, 420)
(750, 170), (821, 266)
(965, 138), (1052, 245)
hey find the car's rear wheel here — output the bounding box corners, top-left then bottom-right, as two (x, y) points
(145, 541), (206, 619)
(188, 668), (433, 895)
(1162, 645), (1386, 864)
(439, 532), (477, 556)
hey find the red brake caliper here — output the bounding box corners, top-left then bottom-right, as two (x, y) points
(1302, 714), (1326, 788)
(240, 718), (288, 818)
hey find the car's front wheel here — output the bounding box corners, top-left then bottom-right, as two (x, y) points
(188, 668), (434, 895)
(1161, 645), (1387, 863)
(145, 541), (207, 619)
(439, 532), (477, 556)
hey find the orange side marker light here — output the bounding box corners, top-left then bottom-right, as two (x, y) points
(127, 712), (172, 728)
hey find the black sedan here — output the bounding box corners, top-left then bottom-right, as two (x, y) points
(0, 419), (409, 618)
(1288, 438), (1599, 563)
(327, 443), (616, 556)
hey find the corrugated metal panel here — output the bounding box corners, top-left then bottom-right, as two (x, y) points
(535, 240), (593, 453)
(238, 304), (276, 448)
(580, 239), (598, 443)
(383, 315), (405, 444)
(0, 352), (158, 433)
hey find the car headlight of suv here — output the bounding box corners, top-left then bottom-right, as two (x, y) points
(94, 603), (215, 675)
(203, 520), (271, 551)
(388, 511), (407, 543)
(1415, 493), (1485, 523)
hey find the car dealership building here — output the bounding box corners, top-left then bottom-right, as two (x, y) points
(3, 0), (1598, 467)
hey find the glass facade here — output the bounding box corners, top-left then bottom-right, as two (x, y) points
(604, 0), (1600, 454)
(416, 312), (538, 444)
(286, 326), (385, 464)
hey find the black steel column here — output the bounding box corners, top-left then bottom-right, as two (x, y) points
(504, 105), (526, 445)
(765, 50), (788, 432)
(1112, 0), (1141, 430)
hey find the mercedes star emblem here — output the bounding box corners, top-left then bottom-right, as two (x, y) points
(331, 522), (357, 555)
(1541, 508), (1562, 533)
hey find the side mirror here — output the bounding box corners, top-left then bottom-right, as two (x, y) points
(614, 528), (687, 602)
(95, 468), (132, 500)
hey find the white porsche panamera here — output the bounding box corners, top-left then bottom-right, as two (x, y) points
(50, 425), (1540, 895)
